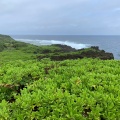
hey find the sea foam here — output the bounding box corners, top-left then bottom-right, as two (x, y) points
(15, 39), (90, 49)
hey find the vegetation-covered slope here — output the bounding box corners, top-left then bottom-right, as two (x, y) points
(0, 35), (60, 63)
(0, 35), (114, 63)
(0, 34), (119, 119)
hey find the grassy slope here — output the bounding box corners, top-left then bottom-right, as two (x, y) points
(0, 35), (61, 63)
(0, 34), (114, 65)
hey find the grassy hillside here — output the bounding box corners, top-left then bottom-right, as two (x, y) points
(0, 34), (119, 119)
(0, 35), (60, 63)
(0, 35), (114, 64)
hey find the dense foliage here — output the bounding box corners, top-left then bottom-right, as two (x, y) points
(0, 58), (120, 120)
(0, 34), (119, 119)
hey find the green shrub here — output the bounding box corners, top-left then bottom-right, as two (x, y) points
(0, 58), (119, 119)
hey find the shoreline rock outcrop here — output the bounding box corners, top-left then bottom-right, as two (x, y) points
(37, 45), (114, 61)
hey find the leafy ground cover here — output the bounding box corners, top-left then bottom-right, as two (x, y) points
(0, 58), (120, 119)
(0, 34), (119, 119)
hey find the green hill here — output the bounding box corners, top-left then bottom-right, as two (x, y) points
(0, 35), (61, 63)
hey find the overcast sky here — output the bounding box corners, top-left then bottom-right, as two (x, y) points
(0, 0), (120, 35)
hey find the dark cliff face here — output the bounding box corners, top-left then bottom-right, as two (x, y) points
(77, 46), (114, 60)
(37, 45), (114, 61)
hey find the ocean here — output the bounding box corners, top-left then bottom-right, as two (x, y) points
(12, 35), (120, 60)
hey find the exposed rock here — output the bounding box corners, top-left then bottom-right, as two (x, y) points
(52, 44), (76, 52)
(37, 45), (114, 61)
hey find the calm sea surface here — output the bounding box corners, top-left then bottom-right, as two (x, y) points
(12, 35), (120, 60)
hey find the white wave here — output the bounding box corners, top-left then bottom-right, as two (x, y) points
(15, 39), (90, 49)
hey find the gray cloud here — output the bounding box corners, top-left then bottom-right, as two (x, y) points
(0, 0), (120, 35)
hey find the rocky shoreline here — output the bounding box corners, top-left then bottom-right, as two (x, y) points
(0, 34), (114, 61)
(37, 44), (114, 61)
